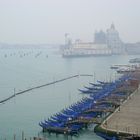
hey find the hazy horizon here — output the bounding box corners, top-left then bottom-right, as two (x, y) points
(0, 0), (140, 44)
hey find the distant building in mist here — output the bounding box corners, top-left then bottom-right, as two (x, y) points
(94, 30), (107, 44)
(61, 23), (140, 57)
(125, 42), (140, 54)
(94, 24), (125, 54)
(106, 23), (124, 54)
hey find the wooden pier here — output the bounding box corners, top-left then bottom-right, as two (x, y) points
(42, 127), (78, 136)
(33, 137), (46, 140)
(95, 100), (120, 107)
(84, 107), (115, 113)
(66, 117), (102, 125)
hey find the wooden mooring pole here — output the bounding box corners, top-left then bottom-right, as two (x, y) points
(22, 131), (24, 140)
(14, 134), (16, 140)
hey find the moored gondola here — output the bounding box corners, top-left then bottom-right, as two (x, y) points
(39, 74), (136, 137)
(78, 89), (97, 94)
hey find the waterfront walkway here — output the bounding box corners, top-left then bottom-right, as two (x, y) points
(102, 87), (140, 136)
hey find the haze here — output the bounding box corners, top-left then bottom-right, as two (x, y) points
(0, 0), (140, 44)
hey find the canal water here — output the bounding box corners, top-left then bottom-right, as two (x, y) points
(0, 47), (139, 140)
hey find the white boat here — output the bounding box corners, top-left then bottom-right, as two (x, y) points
(117, 67), (135, 74)
(110, 64), (137, 70)
(129, 58), (140, 63)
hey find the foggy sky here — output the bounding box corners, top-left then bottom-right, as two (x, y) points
(0, 0), (140, 44)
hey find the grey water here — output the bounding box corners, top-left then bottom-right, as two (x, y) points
(0, 48), (139, 140)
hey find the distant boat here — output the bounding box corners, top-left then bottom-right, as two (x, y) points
(110, 64), (135, 69)
(129, 58), (140, 63)
(117, 67), (135, 74)
(110, 65), (120, 69)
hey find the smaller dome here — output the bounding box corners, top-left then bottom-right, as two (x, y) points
(111, 23), (115, 29)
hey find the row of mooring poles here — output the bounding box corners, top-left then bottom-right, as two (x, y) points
(2, 131), (33, 140)
(9, 131), (41, 140)
(4, 131), (73, 140)
(12, 131), (25, 140)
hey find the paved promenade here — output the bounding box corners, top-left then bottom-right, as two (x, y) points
(102, 88), (140, 135)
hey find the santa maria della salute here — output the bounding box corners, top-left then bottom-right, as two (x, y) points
(61, 24), (140, 57)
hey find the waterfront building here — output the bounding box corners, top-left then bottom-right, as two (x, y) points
(61, 23), (127, 57)
(125, 42), (140, 54)
(62, 41), (112, 57)
(106, 23), (124, 54)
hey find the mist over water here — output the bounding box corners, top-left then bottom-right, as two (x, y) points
(0, 0), (140, 139)
(0, 47), (139, 139)
(0, 0), (140, 44)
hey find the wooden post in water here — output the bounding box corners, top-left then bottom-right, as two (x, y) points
(14, 88), (16, 96)
(94, 72), (96, 83)
(22, 131), (24, 140)
(14, 134), (16, 140)
(68, 91), (71, 104)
